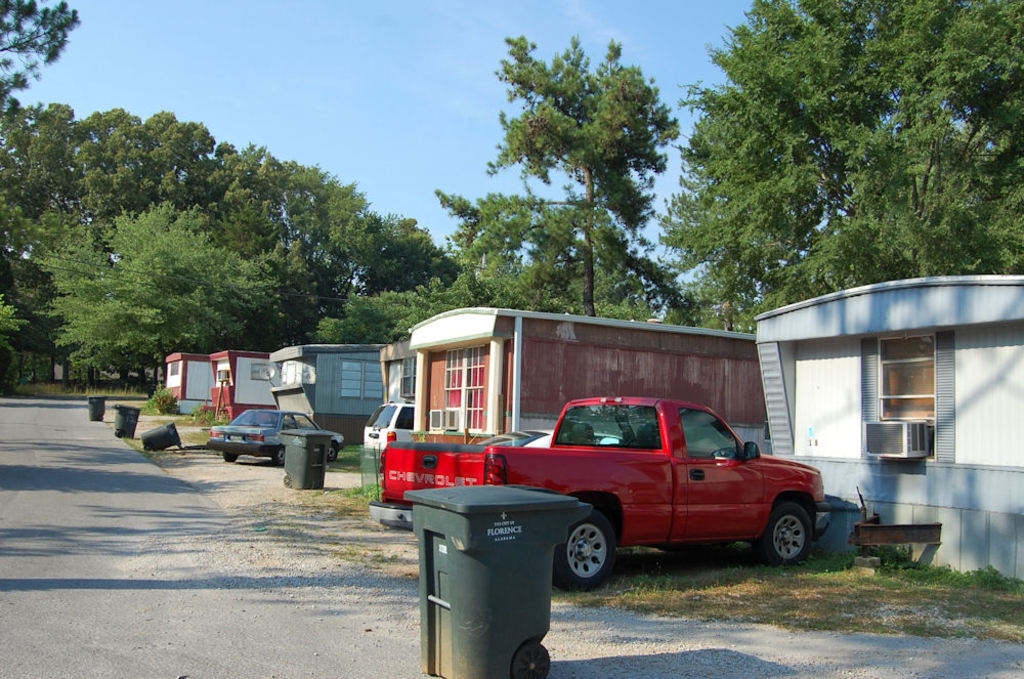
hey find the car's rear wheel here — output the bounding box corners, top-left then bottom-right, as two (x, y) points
(221, 452), (238, 463)
(327, 442), (339, 463)
(272, 446), (286, 466)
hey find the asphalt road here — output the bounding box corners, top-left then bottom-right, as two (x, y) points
(3, 396), (1024, 679)
(0, 397), (422, 679)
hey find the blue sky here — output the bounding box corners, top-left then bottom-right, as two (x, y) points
(24, 0), (752, 244)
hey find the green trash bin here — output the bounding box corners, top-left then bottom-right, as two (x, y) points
(113, 405), (140, 438)
(407, 485), (591, 679)
(87, 396), (106, 422)
(279, 429), (331, 489)
(141, 422), (181, 451)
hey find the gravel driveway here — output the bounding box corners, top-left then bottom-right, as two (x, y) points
(146, 417), (1024, 679)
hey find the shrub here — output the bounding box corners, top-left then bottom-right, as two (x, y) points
(146, 388), (180, 415)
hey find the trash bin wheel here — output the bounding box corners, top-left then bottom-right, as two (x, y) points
(283, 473), (293, 488)
(114, 429), (125, 438)
(510, 641), (550, 679)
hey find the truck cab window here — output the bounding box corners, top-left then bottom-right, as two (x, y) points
(680, 408), (739, 459)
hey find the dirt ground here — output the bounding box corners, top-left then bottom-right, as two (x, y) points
(135, 413), (422, 581)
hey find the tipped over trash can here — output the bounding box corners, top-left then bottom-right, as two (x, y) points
(113, 404), (140, 439)
(141, 422), (181, 451)
(87, 396), (106, 422)
(407, 485), (591, 679)
(279, 429), (331, 489)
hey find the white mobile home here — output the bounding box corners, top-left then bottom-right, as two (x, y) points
(756, 276), (1024, 577)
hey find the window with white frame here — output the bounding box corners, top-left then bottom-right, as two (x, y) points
(879, 335), (935, 420)
(400, 356), (416, 398)
(444, 347), (486, 431)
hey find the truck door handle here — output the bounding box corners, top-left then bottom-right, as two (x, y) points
(422, 455), (438, 469)
(690, 469), (705, 481)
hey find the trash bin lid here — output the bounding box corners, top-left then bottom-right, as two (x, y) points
(278, 428), (333, 442)
(405, 485), (580, 515)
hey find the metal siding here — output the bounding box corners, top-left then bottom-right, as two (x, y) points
(792, 338), (862, 459)
(318, 354), (341, 411)
(233, 357), (276, 406)
(519, 330), (763, 429)
(757, 276), (1024, 342)
(758, 342), (794, 456)
(955, 322), (1024, 467)
(806, 458), (1024, 577)
(934, 331), (956, 463)
(860, 338), (878, 423)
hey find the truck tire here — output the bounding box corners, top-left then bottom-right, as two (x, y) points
(755, 501), (812, 565)
(553, 509), (616, 590)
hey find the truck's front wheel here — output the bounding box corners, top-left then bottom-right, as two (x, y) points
(755, 501), (812, 565)
(553, 510), (616, 590)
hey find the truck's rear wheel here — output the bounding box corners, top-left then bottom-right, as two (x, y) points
(755, 501), (812, 565)
(553, 509), (616, 590)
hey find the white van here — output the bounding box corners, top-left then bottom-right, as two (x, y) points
(363, 402), (416, 451)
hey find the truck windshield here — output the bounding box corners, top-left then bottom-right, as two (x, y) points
(555, 405), (661, 449)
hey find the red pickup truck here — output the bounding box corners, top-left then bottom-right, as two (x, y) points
(370, 396), (830, 590)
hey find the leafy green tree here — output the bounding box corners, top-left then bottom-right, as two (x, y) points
(0, 292), (23, 390)
(0, 1), (79, 111)
(76, 109), (220, 225)
(444, 36), (679, 317)
(0, 292), (23, 340)
(665, 0), (1024, 328)
(42, 204), (272, 373)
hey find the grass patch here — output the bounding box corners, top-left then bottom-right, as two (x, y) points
(560, 546), (1024, 641)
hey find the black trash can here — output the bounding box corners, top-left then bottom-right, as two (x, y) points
(87, 396), (106, 422)
(141, 422), (181, 451)
(407, 485), (591, 679)
(113, 405), (140, 439)
(279, 429), (332, 489)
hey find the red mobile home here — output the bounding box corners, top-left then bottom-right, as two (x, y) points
(209, 350), (276, 420)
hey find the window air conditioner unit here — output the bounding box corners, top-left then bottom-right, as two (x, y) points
(429, 409), (462, 431)
(864, 421), (932, 458)
(216, 369), (231, 383)
(443, 409), (462, 431)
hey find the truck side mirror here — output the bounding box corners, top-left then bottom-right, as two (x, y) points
(742, 441), (761, 460)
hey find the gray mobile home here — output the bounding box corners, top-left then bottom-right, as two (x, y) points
(756, 276), (1024, 577)
(270, 344), (385, 444)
